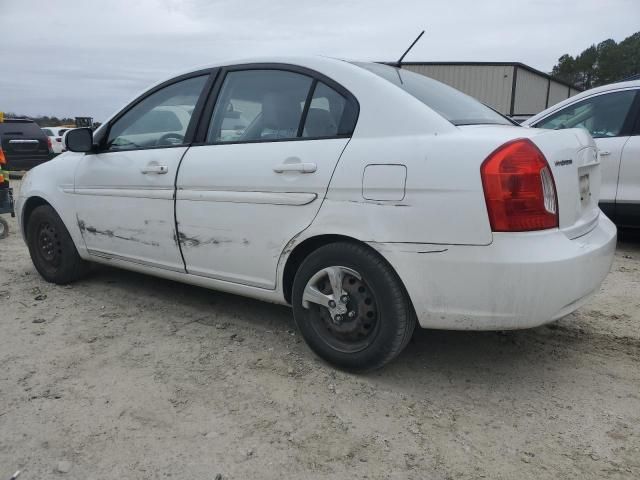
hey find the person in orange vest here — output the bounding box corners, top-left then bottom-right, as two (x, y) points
(0, 146), (12, 238)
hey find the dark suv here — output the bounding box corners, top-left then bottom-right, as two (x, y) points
(0, 118), (54, 171)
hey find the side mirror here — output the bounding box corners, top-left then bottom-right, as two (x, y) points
(65, 128), (94, 152)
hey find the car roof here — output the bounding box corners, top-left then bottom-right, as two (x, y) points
(524, 79), (640, 125)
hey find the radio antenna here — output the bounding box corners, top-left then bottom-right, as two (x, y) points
(397, 30), (425, 68)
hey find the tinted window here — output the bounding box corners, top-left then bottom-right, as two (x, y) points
(354, 62), (512, 126)
(207, 70), (312, 143)
(0, 121), (47, 138)
(302, 82), (355, 138)
(106, 75), (207, 150)
(42, 128), (54, 136)
(535, 90), (637, 138)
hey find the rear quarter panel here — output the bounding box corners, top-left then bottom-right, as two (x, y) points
(304, 131), (500, 245)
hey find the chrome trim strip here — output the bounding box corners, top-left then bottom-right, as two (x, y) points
(87, 249), (185, 272)
(74, 187), (174, 200)
(177, 189), (317, 206)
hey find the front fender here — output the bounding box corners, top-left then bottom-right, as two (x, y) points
(16, 153), (86, 254)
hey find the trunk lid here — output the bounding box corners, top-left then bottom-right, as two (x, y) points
(460, 125), (601, 239)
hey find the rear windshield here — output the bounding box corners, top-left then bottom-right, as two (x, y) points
(354, 62), (513, 126)
(0, 121), (46, 137)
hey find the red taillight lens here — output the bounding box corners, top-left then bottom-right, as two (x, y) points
(481, 138), (558, 232)
(0, 148), (5, 165)
(47, 136), (53, 152)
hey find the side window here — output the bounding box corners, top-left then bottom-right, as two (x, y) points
(207, 70), (312, 143)
(302, 82), (356, 138)
(535, 90), (637, 138)
(106, 75), (207, 151)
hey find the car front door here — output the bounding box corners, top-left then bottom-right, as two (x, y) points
(533, 88), (639, 221)
(616, 101), (640, 226)
(176, 67), (358, 288)
(74, 72), (211, 271)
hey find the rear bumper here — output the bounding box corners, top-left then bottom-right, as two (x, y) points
(371, 213), (617, 330)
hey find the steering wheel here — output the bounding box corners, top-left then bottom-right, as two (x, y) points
(157, 132), (184, 146)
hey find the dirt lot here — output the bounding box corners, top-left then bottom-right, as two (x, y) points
(1, 183), (639, 479)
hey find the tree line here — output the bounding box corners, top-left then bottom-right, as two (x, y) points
(3, 112), (101, 129)
(551, 31), (639, 90)
(3, 112), (77, 127)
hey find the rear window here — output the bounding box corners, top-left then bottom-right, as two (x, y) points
(354, 62), (512, 126)
(42, 128), (54, 136)
(0, 121), (47, 137)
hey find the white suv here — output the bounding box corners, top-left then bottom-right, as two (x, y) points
(524, 80), (640, 227)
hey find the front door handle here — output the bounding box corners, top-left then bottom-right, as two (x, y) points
(273, 162), (317, 173)
(141, 165), (168, 174)
(599, 151), (611, 157)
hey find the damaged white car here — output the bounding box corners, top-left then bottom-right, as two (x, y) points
(16, 57), (616, 370)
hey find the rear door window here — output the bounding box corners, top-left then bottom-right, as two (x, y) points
(207, 69), (312, 143)
(302, 82), (357, 138)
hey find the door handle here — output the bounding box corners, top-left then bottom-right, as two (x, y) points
(273, 162), (317, 173)
(599, 151), (611, 157)
(141, 165), (168, 174)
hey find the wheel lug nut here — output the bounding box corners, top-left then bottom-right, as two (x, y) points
(340, 295), (349, 304)
(334, 314), (343, 323)
(348, 311), (356, 318)
(328, 300), (336, 308)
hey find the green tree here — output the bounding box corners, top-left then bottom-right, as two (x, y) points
(551, 31), (639, 89)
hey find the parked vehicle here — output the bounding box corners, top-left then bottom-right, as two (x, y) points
(41, 127), (71, 154)
(0, 118), (54, 171)
(523, 80), (640, 227)
(15, 58), (616, 370)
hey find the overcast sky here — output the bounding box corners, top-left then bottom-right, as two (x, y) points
(1, 0), (638, 121)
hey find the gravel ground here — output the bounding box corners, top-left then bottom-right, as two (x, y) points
(0, 182), (639, 479)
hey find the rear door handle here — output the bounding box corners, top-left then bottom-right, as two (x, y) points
(141, 165), (168, 174)
(273, 162), (317, 173)
(599, 151), (611, 156)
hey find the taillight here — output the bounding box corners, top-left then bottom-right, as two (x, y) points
(0, 148), (5, 165)
(481, 138), (558, 232)
(47, 136), (53, 152)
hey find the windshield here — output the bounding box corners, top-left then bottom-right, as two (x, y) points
(354, 62), (513, 126)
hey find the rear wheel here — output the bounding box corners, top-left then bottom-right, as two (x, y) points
(292, 242), (415, 371)
(26, 205), (89, 284)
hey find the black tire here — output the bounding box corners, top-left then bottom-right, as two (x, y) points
(292, 242), (416, 371)
(26, 205), (89, 284)
(0, 217), (8, 239)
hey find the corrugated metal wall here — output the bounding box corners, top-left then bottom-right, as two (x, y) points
(548, 80), (570, 106)
(513, 67), (548, 115)
(401, 63), (581, 117)
(402, 64), (514, 115)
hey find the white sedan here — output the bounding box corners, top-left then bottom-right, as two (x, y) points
(41, 126), (71, 154)
(16, 57), (616, 370)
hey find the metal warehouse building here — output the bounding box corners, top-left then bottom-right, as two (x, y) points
(398, 62), (582, 118)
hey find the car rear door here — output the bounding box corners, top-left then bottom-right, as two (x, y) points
(0, 120), (51, 170)
(73, 72), (213, 271)
(176, 66), (358, 289)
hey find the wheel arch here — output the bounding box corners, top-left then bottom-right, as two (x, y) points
(281, 233), (412, 307)
(21, 196), (52, 237)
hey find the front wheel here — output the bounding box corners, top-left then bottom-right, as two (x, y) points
(292, 242), (416, 371)
(26, 205), (89, 284)
(0, 217), (8, 239)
